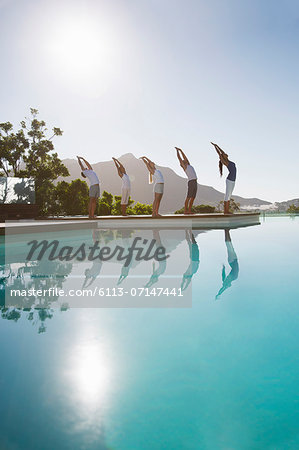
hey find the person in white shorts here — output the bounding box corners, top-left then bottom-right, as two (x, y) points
(175, 147), (198, 214)
(112, 157), (131, 216)
(140, 156), (164, 217)
(211, 143), (237, 214)
(77, 156), (100, 219)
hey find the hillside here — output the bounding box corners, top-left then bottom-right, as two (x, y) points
(274, 198), (299, 212)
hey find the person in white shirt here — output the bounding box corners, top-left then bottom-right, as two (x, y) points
(112, 157), (131, 216)
(175, 147), (198, 214)
(77, 156), (100, 219)
(140, 156), (164, 217)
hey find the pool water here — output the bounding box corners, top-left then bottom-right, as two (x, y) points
(1, 216), (299, 449)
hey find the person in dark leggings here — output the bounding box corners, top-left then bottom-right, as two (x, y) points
(215, 229), (239, 299)
(211, 143), (237, 214)
(175, 147), (198, 214)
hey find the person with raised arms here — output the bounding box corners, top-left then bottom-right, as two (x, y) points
(211, 142), (237, 215)
(77, 156), (100, 219)
(140, 156), (164, 217)
(112, 157), (131, 216)
(175, 147), (198, 214)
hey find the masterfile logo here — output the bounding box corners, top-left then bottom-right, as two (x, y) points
(5, 225), (194, 308)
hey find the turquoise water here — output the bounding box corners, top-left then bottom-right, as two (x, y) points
(1, 217), (299, 449)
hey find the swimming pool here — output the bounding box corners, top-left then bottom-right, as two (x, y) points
(1, 216), (299, 449)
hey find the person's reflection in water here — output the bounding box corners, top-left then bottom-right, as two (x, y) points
(117, 229), (134, 285)
(216, 229), (239, 299)
(82, 229), (103, 288)
(181, 229), (200, 291)
(145, 229), (167, 287)
(117, 262), (133, 285)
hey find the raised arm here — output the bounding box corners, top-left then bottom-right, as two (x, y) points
(81, 157), (92, 170)
(211, 142), (226, 157)
(113, 157), (126, 173)
(113, 157), (125, 177)
(140, 156), (152, 164)
(112, 157), (120, 168)
(175, 147), (190, 165)
(175, 147), (184, 165)
(140, 156), (154, 172)
(211, 142), (221, 156)
(77, 156), (87, 171)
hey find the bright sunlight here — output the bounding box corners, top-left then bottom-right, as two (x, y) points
(45, 12), (120, 94)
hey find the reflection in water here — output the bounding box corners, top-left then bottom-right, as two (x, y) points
(83, 260), (103, 288)
(1, 226), (242, 329)
(145, 230), (167, 287)
(216, 229), (239, 299)
(0, 264), (11, 306)
(0, 262), (58, 332)
(67, 341), (111, 405)
(58, 320), (113, 448)
(117, 229), (135, 285)
(83, 230), (103, 288)
(181, 230), (200, 291)
(0, 225), (243, 449)
(4, 227), (192, 306)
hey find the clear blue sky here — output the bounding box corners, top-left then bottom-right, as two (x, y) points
(1, 0), (298, 202)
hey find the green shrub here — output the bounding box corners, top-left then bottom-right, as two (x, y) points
(175, 204), (216, 214)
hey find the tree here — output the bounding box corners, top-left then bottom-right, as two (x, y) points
(97, 190), (114, 215)
(0, 109), (69, 215)
(175, 204), (216, 214)
(287, 204), (299, 213)
(0, 122), (28, 176)
(53, 180), (70, 215)
(59, 179), (89, 215)
(216, 198), (240, 213)
(131, 202), (153, 215)
(112, 195), (134, 215)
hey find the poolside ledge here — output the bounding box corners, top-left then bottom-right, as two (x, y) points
(0, 212), (260, 234)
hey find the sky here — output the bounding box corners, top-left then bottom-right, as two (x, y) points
(1, 0), (299, 202)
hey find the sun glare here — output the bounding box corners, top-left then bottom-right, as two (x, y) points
(67, 340), (112, 407)
(45, 13), (120, 93)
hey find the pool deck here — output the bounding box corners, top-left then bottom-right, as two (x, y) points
(0, 212), (260, 234)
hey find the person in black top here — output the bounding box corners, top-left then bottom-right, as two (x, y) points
(211, 143), (237, 214)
